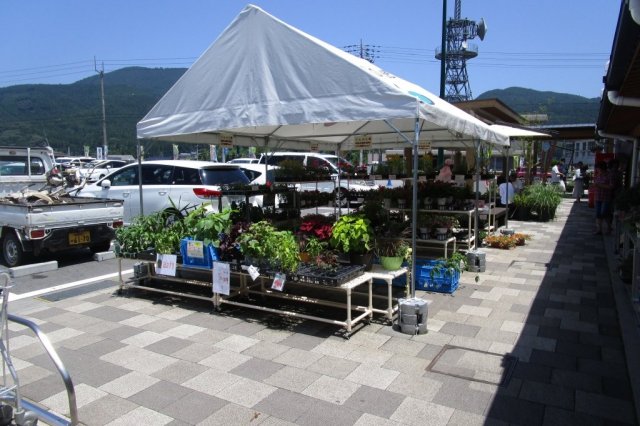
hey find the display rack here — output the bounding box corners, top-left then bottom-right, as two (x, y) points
(118, 258), (374, 338)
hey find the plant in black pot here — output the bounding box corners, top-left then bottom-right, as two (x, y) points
(330, 214), (375, 271)
(516, 183), (562, 222)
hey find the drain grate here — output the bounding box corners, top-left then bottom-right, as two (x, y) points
(37, 280), (115, 302)
(426, 345), (517, 386)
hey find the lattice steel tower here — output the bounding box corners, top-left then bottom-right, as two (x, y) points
(435, 0), (487, 102)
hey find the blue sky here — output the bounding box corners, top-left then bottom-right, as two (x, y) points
(0, 1), (619, 98)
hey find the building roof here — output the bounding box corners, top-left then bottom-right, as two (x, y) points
(597, 2), (640, 138)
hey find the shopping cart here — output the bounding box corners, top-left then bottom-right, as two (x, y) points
(0, 272), (38, 425)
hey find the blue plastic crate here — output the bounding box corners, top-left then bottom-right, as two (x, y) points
(415, 261), (459, 293)
(180, 238), (219, 269)
(373, 259), (445, 289)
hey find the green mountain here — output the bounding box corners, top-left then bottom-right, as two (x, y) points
(477, 87), (600, 125)
(0, 67), (600, 157)
(0, 67), (186, 157)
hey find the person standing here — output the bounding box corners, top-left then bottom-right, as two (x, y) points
(572, 161), (584, 202)
(497, 175), (515, 207)
(593, 161), (613, 235)
(551, 159), (566, 192)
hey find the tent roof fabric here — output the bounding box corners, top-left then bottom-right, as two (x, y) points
(137, 4), (509, 150)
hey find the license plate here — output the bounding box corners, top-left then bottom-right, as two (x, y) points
(69, 231), (90, 245)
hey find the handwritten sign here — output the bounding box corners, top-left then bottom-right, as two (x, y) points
(418, 141), (432, 151)
(156, 254), (177, 276)
(219, 133), (234, 147)
(212, 261), (230, 295)
(354, 135), (372, 149)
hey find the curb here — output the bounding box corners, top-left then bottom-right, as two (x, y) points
(8, 261), (58, 278)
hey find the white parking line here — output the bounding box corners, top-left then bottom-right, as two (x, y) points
(9, 269), (134, 301)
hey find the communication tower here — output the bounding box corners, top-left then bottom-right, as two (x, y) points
(435, 0), (487, 102)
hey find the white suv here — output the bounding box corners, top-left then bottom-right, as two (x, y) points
(75, 160), (250, 224)
(258, 152), (376, 205)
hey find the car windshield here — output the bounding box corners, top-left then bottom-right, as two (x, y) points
(82, 161), (104, 169)
(200, 167), (250, 185)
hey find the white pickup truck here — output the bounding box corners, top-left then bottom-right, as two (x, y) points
(0, 146), (124, 267)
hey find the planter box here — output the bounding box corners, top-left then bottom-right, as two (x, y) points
(180, 238), (219, 269)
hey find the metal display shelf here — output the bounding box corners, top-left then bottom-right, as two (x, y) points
(118, 258), (374, 338)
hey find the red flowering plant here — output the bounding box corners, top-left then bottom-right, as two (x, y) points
(297, 214), (333, 241)
(296, 214), (335, 263)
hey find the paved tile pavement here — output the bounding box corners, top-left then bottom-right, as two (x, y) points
(6, 199), (640, 425)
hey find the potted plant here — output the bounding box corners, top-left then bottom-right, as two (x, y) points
(514, 183), (562, 222)
(237, 220), (300, 273)
(376, 239), (411, 271)
(484, 234), (517, 249)
(330, 214), (375, 270)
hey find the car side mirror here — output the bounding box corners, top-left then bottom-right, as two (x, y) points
(101, 179), (111, 189)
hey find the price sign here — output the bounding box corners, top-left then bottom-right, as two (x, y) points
(219, 133), (234, 147)
(310, 142), (319, 152)
(186, 240), (204, 258)
(212, 261), (230, 295)
(156, 254), (177, 276)
(354, 135), (372, 149)
(247, 265), (260, 281)
(271, 272), (286, 291)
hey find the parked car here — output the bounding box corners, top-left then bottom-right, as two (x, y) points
(55, 156), (95, 170)
(257, 151), (377, 205)
(227, 158), (259, 164)
(74, 160), (250, 224)
(237, 163), (278, 185)
(79, 159), (130, 182)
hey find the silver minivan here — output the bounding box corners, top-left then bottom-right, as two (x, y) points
(76, 160), (250, 224)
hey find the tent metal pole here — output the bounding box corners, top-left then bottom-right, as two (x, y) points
(137, 139), (143, 217)
(411, 118), (420, 298)
(382, 118), (418, 298)
(474, 139), (481, 247)
(505, 147), (510, 230)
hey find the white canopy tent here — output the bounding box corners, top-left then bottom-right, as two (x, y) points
(137, 4), (508, 151)
(136, 4), (512, 297)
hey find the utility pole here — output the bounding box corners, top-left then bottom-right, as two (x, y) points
(95, 57), (108, 159)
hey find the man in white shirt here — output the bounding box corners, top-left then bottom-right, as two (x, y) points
(551, 160), (566, 191)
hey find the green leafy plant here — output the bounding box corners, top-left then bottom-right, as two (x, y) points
(186, 207), (233, 247)
(330, 214), (374, 255)
(237, 220), (300, 272)
(430, 251), (467, 279)
(116, 211), (183, 255)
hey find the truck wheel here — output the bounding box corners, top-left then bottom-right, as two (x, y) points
(334, 188), (348, 207)
(2, 233), (25, 267)
(90, 240), (112, 253)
